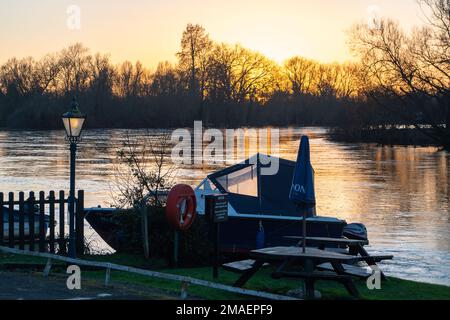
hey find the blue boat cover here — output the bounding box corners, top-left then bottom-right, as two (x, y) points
(207, 154), (310, 217)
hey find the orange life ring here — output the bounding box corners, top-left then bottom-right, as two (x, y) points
(165, 184), (197, 231)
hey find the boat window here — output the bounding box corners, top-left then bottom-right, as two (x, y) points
(216, 165), (258, 197)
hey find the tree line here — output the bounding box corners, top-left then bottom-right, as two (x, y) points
(0, 0), (448, 149)
(0, 35), (366, 129)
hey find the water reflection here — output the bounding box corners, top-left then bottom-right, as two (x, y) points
(0, 128), (449, 286)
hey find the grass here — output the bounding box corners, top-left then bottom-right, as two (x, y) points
(1, 252), (450, 300)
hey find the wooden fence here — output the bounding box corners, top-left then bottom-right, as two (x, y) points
(0, 190), (84, 255)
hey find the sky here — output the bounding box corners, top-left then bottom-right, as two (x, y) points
(0, 0), (426, 68)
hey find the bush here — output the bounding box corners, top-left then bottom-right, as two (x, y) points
(110, 206), (214, 267)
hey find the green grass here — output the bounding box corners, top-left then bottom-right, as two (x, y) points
(1, 252), (450, 300)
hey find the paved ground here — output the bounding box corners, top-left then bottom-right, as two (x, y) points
(0, 270), (180, 300)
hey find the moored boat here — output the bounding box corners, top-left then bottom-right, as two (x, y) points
(194, 154), (348, 253)
(1, 206), (50, 239)
(85, 154), (367, 254)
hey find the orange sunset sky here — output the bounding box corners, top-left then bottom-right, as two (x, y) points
(0, 0), (426, 67)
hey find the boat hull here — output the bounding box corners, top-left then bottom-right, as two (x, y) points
(84, 208), (127, 251)
(2, 207), (50, 240)
(2, 222), (49, 239)
(84, 208), (346, 254)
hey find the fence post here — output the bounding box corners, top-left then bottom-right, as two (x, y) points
(39, 191), (46, 252)
(76, 190), (84, 256)
(58, 190), (65, 254)
(18, 192), (25, 250)
(28, 191), (35, 251)
(104, 268), (111, 287)
(49, 191), (55, 254)
(180, 281), (189, 300)
(0, 192), (4, 246)
(43, 258), (52, 277)
(8, 192), (14, 248)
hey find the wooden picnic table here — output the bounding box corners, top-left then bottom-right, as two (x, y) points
(233, 246), (369, 299)
(283, 236), (392, 280)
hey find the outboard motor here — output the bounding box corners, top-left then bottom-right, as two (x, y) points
(343, 223), (368, 241)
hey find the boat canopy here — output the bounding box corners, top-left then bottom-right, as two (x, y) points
(206, 154), (315, 217)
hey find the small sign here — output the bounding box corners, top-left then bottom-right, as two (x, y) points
(205, 194), (228, 223)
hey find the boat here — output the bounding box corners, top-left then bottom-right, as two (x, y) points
(85, 154), (367, 254)
(84, 207), (127, 251)
(194, 154), (350, 254)
(1, 206), (50, 239)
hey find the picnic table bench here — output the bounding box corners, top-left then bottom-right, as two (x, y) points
(233, 246), (375, 299)
(284, 236), (392, 280)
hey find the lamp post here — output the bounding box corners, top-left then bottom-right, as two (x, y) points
(62, 97), (86, 258)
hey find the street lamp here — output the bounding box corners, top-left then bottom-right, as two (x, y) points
(62, 96), (86, 258)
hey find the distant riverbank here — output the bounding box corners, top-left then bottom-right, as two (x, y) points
(328, 127), (442, 148)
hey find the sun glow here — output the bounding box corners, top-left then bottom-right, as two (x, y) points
(0, 0), (424, 68)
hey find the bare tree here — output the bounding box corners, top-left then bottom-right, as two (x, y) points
(58, 43), (92, 95)
(109, 131), (176, 258)
(284, 56), (317, 96)
(348, 0), (450, 149)
(177, 23), (213, 101)
(110, 131), (176, 208)
(113, 60), (148, 98)
(208, 44), (278, 104)
(232, 45), (279, 103)
(150, 61), (181, 97)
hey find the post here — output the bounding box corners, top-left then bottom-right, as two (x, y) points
(173, 230), (179, 268)
(105, 268), (111, 287)
(76, 190), (84, 256)
(43, 258), (52, 277)
(140, 205), (150, 259)
(49, 191), (55, 254)
(213, 223), (219, 279)
(58, 190), (65, 254)
(302, 209), (307, 253)
(68, 142), (77, 258)
(28, 191), (35, 251)
(180, 281), (189, 299)
(39, 191), (46, 252)
(18, 192), (25, 250)
(205, 194), (228, 280)
(8, 192), (14, 248)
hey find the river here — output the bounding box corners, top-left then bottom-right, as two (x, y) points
(0, 127), (449, 286)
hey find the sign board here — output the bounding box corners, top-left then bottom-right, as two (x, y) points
(205, 193), (228, 279)
(205, 194), (228, 223)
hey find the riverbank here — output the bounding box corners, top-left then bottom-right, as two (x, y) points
(1, 252), (449, 300)
(328, 127), (442, 148)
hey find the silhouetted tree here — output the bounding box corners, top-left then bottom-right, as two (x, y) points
(349, 0), (449, 149)
(177, 23), (213, 108)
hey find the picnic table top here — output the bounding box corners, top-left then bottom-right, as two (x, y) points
(250, 246), (360, 262)
(283, 236), (369, 246)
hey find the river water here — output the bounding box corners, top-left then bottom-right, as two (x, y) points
(0, 127), (449, 286)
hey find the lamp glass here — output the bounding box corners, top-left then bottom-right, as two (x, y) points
(62, 116), (85, 138)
